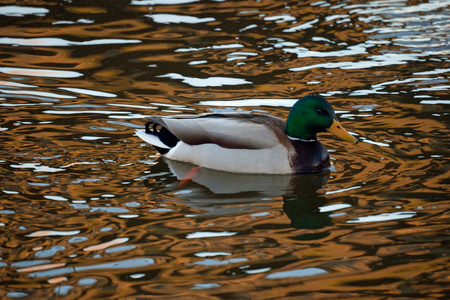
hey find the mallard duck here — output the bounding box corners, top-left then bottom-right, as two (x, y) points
(135, 95), (357, 174)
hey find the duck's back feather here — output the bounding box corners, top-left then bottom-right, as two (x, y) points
(144, 113), (289, 150)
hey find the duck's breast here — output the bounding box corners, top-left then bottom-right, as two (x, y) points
(289, 140), (330, 173)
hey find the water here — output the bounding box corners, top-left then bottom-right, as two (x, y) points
(0, 0), (449, 298)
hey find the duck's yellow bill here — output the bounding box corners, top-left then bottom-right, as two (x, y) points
(327, 120), (358, 144)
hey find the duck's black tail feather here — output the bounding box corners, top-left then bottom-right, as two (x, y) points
(143, 120), (179, 154)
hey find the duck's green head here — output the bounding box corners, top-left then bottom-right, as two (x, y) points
(286, 95), (357, 143)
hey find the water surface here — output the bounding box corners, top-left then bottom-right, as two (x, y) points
(0, 0), (449, 298)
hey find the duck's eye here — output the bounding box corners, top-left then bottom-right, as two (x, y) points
(316, 108), (325, 115)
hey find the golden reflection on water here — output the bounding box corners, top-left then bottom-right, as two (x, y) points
(0, 0), (449, 298)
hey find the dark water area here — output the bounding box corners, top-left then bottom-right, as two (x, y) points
(0, 0), (449, 298)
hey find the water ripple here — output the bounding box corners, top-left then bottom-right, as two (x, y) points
(157, 73), (252, 87)
(0, 6), (48, 17)
(27, 258), (156, 278)
(147, 14), (215, 24)
(0, 67), (82, 78)
(266, 267), (328, 279)
(0, 37), (141, 47)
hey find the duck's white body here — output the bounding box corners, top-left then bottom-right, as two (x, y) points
(135, 112), (332, 174)
(136, 130), (292, 173)
(135, 113), (294, 174)
(167, 142), (292, 174)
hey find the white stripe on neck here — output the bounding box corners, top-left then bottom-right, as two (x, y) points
(287, 135), (316, 142)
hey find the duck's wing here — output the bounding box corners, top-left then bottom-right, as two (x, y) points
(153, 113), (288, 150)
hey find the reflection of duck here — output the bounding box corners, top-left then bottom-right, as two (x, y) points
(283, 192), (334, 235)
(165, 159), (299, 195)
(146, 159), (336, 233)
(136, 96), (357, 174)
